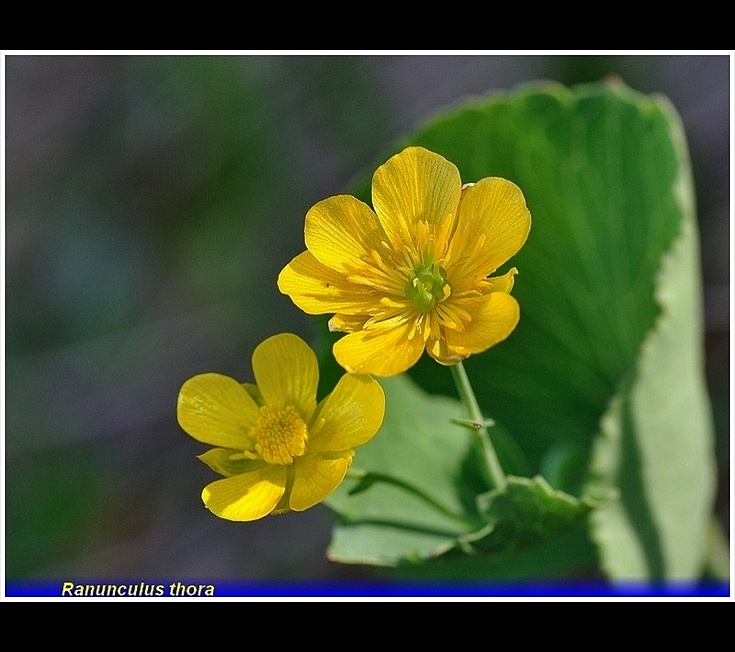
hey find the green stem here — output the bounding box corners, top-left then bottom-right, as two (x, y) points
(450, 361), (506, 491)
(345, 469), (474, 527)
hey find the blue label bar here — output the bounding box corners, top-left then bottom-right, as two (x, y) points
(4, 580), (731, 598)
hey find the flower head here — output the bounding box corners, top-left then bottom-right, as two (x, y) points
(278, 146), (531, 377)
(177, 333), (385, 521)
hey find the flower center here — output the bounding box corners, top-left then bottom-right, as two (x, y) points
(405, 263), (451, 312)
(253, 405), (308, 465)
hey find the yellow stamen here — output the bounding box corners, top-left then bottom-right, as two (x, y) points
(253, 405), (308, 466)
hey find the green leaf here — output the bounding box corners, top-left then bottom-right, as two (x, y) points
(444, 475), (593, 558)
(392, 81), (714, 579)
(325, 80), (715, 580)
(587, 214), (716, 579)
(326, 376), (593, 573)
(381, 520), (598, 581)
(326, 375), (484, 566)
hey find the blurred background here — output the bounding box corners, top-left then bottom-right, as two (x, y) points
(4, 53), (730, 582)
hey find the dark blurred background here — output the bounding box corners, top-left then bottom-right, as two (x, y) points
(4, 54), (730, 581)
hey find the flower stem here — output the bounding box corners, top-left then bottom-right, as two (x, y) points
(450, 361), (506, 492)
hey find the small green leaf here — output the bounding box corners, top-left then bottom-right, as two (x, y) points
(440, 475), (593, 558)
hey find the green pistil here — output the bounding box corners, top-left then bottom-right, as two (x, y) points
(405, 263), (450, 312)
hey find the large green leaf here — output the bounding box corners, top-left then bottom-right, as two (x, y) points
(587, 215), (716, 579)
(324, 80), (715, 580)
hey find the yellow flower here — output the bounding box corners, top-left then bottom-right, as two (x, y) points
(278, 146), (532, 377)
(177, 333), (385, 521)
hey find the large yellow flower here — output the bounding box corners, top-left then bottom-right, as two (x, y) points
(278, 146), (532, 377)
(177, 333), (385, 521)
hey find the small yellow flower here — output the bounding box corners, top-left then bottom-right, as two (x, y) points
(278, 146), (532, 377)
(177, 333), (385, 521)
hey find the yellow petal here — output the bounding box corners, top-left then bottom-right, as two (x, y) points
(333, 319), (425, 377)
(425, 336), (463, 366)
(447, 177), (531, 285)
(201, 465), (287, 521)
(309, 374), (385, 453)
(372, 146), (461, 254)
(488, 267), (518, 294)
(197, 448), (263, 477)
(278, 251), (374, 316)
(328, 313), (368, 333)
(251, 333), (318, 420)
(177, 373), (260, 449)
(437, 292), (520, 362)
(289, 454), (352, 512)
(304, 194), (385, 274)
